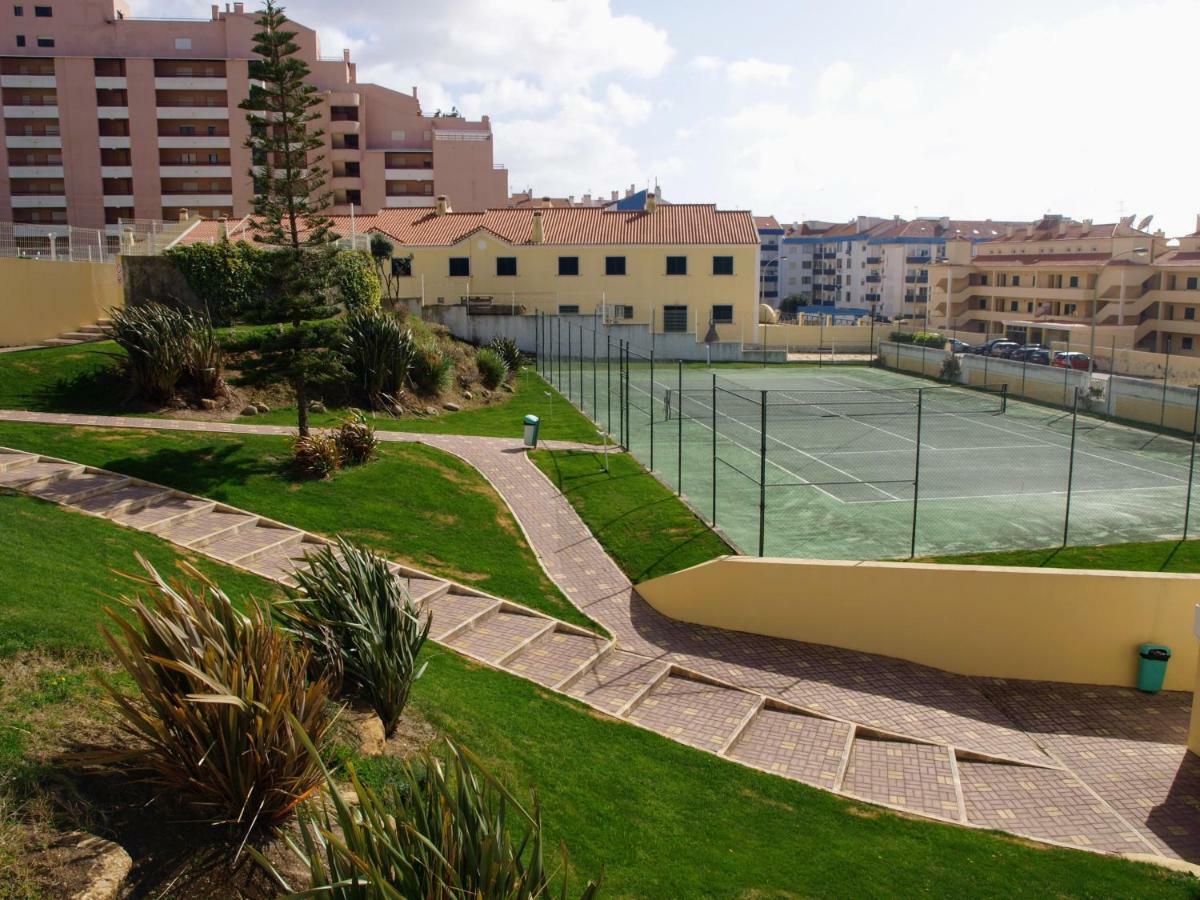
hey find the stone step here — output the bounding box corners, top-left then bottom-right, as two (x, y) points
(625, 673), (762, 754)
(239, 539), (327, 584)
(202, 523), (304, 564)
(77, 325), (107, 335)
(152, 508), (258, 547)
(841, 735), (962, 822)
(423, 592), (501, 642)
(565, 649), (670, 715)
(400, 575), (450, 605)
(75, 483), (174, 518)
(442, 607), (554, 665)
(95, 317), (114, 326)
(0, 459), (82, 488)
(109, 494), (215, 530)
(59, 332), (104, 342)
(503, 627), (609, 688)
(40, 337), (84, 347)
(25, 470), (128, 505)
(724, 705), (852, 790)
(0, 450), (38, 473)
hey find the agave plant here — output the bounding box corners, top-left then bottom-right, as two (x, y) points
(261, 737), (601, 899)
(97, 555), (332, 842)
(275, 537), (430, 736)
(335, 411), (379, 466)
(292, 431), (342, 478)
(105, 303), (194, 403)
(487, 335), (523, 377)
(475, 346), (509, 390)
(181, 311), (225, 400)
(408, 339), (452, 396)
(342, 309), (416, 409)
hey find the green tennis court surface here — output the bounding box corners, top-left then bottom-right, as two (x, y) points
(547, 356), (1198, 559)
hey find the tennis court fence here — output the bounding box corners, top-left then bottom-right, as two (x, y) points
(536, 312), (1200, 560)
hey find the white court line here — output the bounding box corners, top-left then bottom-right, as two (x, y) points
(818, 442), (1067, 458)
(841, 482), (1184, 506)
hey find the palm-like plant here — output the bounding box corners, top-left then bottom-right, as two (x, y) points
(106, 303), (193, 403)
(487, 335), (523, 377)
(475, 346), (509, 390)
(97, 556), (332, 842)
(342, 309), (416, 409)
(275, 537), (429, 736)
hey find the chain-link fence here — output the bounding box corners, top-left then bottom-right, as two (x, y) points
(537, 312), (1200, 560)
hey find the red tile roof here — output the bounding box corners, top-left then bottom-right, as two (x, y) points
(754, 215), (781, 230)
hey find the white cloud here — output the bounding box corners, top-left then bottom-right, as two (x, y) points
(689, 55), (724, 73)
(726, 58), (792, 85)
(814, 61), (855, 105)
(605, 85), (652, 125)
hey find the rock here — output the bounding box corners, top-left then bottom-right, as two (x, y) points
(424, 405), (439, 416)
(341, 707), (386, 756)
(255, 402), (271, 414)
(462, 391), (473, 400)
(198, 398), (217, 411)
(480, 389), (490, 399)
(241, 405), (259, 416)
(60, 832), (132, 900)
(442, 402), (461, 412)
(310, 401), (327, 414)
(500, 383), (515, 393)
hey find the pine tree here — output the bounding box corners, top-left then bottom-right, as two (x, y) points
(236, 0), (344, 437)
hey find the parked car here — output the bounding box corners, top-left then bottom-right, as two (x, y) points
(1052, 351), (1091, 370)
(987, 341), (1020, 358)
(1024, 349), (1051, 365)
(969, 338), (1010, 355)
(1009, 344), (1047, 362)
(947, 338), (971, 354)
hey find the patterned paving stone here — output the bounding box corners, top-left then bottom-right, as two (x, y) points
(443, 609), (551, 664)
(74, 482), (169, 516)
(150, 509), (256, 545)
(24, 471), (124, 503)
(726, 708), (850, 789)
(505, 628), (608, 687)
(424, 593), (499, 641)
(110, 494), (212, 529)
(198, 524), (301, 563)
(566, 650), (669, 714)
(401, 576), (449, 603)
(0, 459), (77, 486)
(958, 759), (1149, 854)
(842, 737), (961, 821)
(240, 545), (315, 583)
(627, 674), (760, 753)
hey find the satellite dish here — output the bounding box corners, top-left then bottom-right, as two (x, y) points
(1137, 215), (1153, 231)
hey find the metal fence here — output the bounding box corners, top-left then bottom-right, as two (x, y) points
(0, 217), (198, 263)
(537, 312), (1200, 560)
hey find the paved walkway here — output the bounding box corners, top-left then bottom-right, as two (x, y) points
(1, 408), (1198, 864)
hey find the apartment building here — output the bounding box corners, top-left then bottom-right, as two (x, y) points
(179, 195), (760, 338)
(928, 214), (1200, 356)
(508, 184), (667, 210)
(755, 215), (784, 305)
(0, 1), (507, 234)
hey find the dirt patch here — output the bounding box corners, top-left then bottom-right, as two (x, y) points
(381, 709), (439, 759)
(844, 805), (883, 820)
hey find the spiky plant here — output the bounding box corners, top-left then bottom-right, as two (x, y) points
(181, 311), (225, 400)
(342, 309), (416, 409)
(475, 346), (509, 390)
(408, 340), (452, 396)
(275, 537), (429, 736)
(292, 431), (341, 478)
(105, 303), (193, 403)
(487, 335), (523, 377)
(335, 411), (379, 466)
(97, 556), (332, 842)
(260, 737), (601, 899)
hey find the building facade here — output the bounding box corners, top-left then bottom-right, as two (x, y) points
(754, 215), (784, 306)
(928, 214), (1200, 356)
(0, 0), (507, 234)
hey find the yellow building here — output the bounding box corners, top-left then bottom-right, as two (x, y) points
(181, 194), (761, 340)
(929, 214), (1200, 356)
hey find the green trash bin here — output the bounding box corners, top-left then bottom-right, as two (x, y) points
(522, 414), (541, 449)
(1137, 643), (1171, 693)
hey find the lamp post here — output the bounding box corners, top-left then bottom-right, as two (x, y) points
(758, 254), (787, 353)
(1089, 246), (1149, 376)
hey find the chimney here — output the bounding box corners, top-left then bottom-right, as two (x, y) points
(1057, 221), (1067, 236)
(582, 193), (591, 205)
(1195, 213), (1200, 234)
(434, 195), (449, 216)
(211, 4), (219, 20)
(233, 1), (243, 12)
(568, 195), (575, 205)
(343, 49), (351, 65)
(939, 216), (949, 229)
(540, 196), (551, 209)
(412, 86), (418, 101)
(611, 190), (619, 202)
(1081, 218), (1092, 235)
(179, 209), (190, 222)
(531, 210), (544, 244)
(646, 191), (657, 213)
(1006, 225), (1014, 237)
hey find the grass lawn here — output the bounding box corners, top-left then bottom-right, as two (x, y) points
(0, 423), (593, 631)
(1, 495), (1193, 898)
(530, 448), (733, 581)
(925, 539), (1200, 573)
(0, 341), (127, 414)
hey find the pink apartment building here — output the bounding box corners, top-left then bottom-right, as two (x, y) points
(0, 0), (508, 234)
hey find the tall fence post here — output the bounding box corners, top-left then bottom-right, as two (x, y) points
(592, 328), (598, 419)
(758, 390), (767, 557)
(556, 316), (562, 389)
(606, 334), (612, 438)
(711, 373), (717, 526)
(1161, 344), (1172, 430)
(1185, 387), (1200, 540)
(534, 311), (540, 378)
(649, 349), (656, 471)
(910, 389), (924, 559)
(578, 325), (584, 413)
(1062, 387), (1080, 547)
(677, 358), (683, 496)
(567, 325), (574, 403)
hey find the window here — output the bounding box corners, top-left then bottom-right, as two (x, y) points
(33, 3), (48, 14)
(1012, 275), (1021, 286)
(1188, 277), (1199, 291)
(711, 304), (733, 324)
(13, 5), (22, 15)
(558, 304), (579, 315)
(448, 257), (470, 277)
(496, 256), (517, 276)
(179, 125), (195, 136)
(712, 255), (734, 275)
(1010, 300), (1018, 312)
(174, 37), (192, 50)
(611, 304), (634, 320)
(662, 305), (688, 332)
(1186, 307), (1196, 321)
(343, 134), (359, 149)
(1069, 275), (1079, 288)
(1184, 337), (1195, 351)
(557, 255), (579, 276)
(391, 257), (412, 277)
(15, 34), (24, 45)
(35, 34), (51, 46)
(665, 255), (687, 276)
(605, 255), (625, 275)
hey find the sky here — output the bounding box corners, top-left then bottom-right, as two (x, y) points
(129, 0), (1200, 236)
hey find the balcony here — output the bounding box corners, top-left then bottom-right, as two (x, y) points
(100, 165), (133, 178)
(1, 74), (55, 88)
(153, 76), (228, 90)
(8, 165), (62, 178)
(864, 293), (881, 302)
(906, 255), (931, 265)
(328, 119), (360, 134)
(156, 106), (229, 119)
(905, 274), (929, 284)
(98, 136), (131, 149)
(384, 196), (436, 208)
(161, 193), (233, 206)
(865, 256), (881, 265)
(159, 164), (232, 177)
(822, 252), (836, 259)
(330, 175), (362, 189)
(158, 135), (232, 148)
(5, 135), (61, 148)
(3, 105), (59, 118)
(103, 195), (135, 207)
(97, 106), (129, 119)
(326, 91), (360, 106)
(94, 76), (127, 90)
(384, 168), (434, 180)
(11, 194), (67, 208)
(865, 274), (881, 283)
(821, 267), (836, 276)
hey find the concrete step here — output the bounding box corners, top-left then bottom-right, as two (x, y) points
(239, 539), (327, 584)
(77, 325), (107, 335)
(40, 338), (85, 347)
(152, 508), (258, 547)
(401, 575), (451, 606)
(0, 450), (38, 473)
(0, 460), (83, 488)
(75, 482), (174, 518)
(724, 705), (852, 790)
(841, 735), (962, 822)
(58, 332), (104, 342)
(442, 606), (553, 666)
(625, 672), (762, 754)
(503, 627), (609, 688)
(112, 495), (216, 531)
(95, 317), (114, 326)
(565, 649), (669, 715)
(202, 523), (303, 564)
(423, 592), (502, 642)
(25, 470), (128, 505)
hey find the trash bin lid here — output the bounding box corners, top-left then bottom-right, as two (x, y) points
(1140, 645), (1171, 661)
(523, 414), (540, 425)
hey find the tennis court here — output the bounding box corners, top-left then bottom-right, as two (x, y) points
(536, 320), (1199, 560)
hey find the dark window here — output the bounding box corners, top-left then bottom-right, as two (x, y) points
(391, 256), (412, 277)
(15, 34), (24, 45)
(13, 5), (22, 15)
(36, 34), (52, 46)
(662, 305), (688, 332)
(344, 189), (360, 205)
(1069, 275), (1079, 288)
(711, 304), (733, 324)
(344, 161), (359, 176)
(666, 255), (687, 276)
(558, 304), (579, 315)
(1188, 277), (1199, 290)
(343, 133), (359, 149)
(712, 255), (734, 275)
(449, 257), (470, 277)
(557, 255), (579, 276)
(605, 255), (625, 275)
(1012, 275), (1021, 286)
(613, 304), (634, 319)
(1185, 337), (1194, 351)
(496, 256), (517, 276)
(33, 3), (49, 14)
(1186, 307), (1196, 321)
(179, 125), (195, 136)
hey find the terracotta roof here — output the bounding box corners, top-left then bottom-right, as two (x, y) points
(1157, 250), (1200, 267)
(754, 215), (781, 230)
(176, 204), (759, 248)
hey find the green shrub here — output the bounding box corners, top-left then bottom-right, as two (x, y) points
(409, 340), (452, 396)
(266, 739), (600, 898)
(106, 303), (194, 403)
(940, 355), (962, 381)
(181, 313), (225, 400)
(276, 537), (429, 736)
(475, 347), (509, 390)
(164, 240), (270, 325)
(332, 250), (382, 314)
(334, 412), (379, 466)
(97, 556), (332, 840)
(486, 335), (522, 376)
(342, 309), (416, 409)
(293, 432), (342, 478)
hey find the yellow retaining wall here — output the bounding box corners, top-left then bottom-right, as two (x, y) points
(759, 323), (875, 351)
(0, 258), (122, 347)
(636, 556), (1200, 690)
